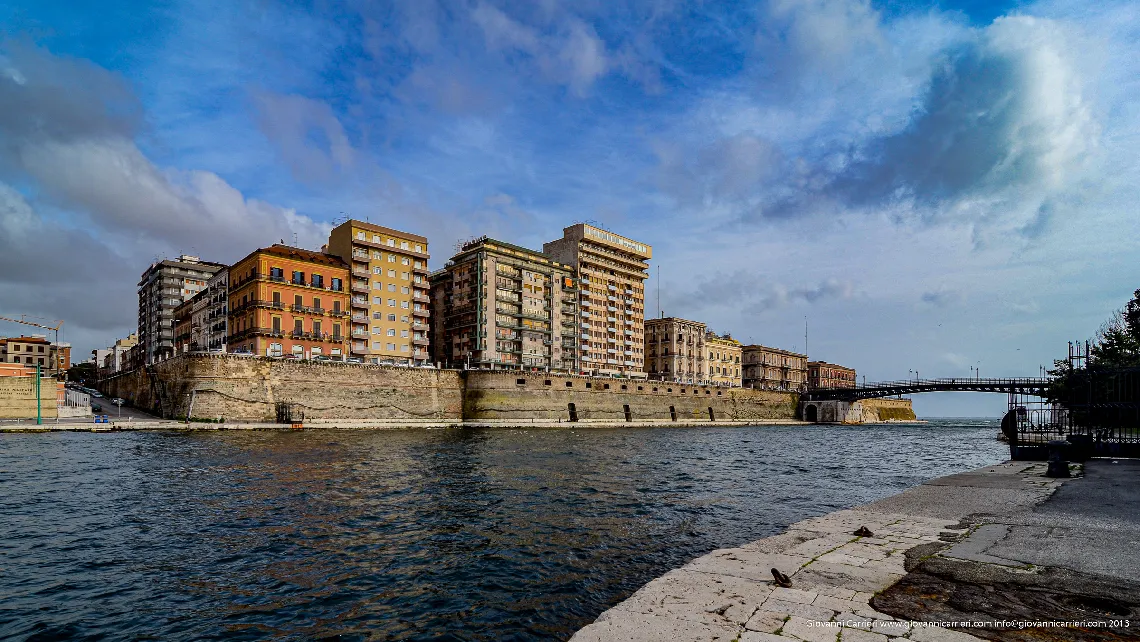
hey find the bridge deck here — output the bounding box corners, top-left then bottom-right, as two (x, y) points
(804, 377), (1050, 401)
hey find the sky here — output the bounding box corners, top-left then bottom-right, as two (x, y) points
(1, 0), (1137, 417)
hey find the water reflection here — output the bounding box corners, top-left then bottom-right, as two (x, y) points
(0, 421), (1004, 641)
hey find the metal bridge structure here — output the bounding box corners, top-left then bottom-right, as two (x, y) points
(802, 377), (1050, 402)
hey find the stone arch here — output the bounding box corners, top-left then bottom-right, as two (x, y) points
(805, 404), (818, 423)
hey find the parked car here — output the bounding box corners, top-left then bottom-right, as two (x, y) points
(91, 392), (104, 398)
(92, 404), (103, 413)
(346, 357), (364, 364)
(313, 355), (331, 362)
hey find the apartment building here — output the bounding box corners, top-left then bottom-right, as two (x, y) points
(644, 317), (706, 383)
(137, 255), (225, 364)
(430, 237), (577, 369)
(96, 333), (138, 377)
(808, 361), (857, 390)
(0, 336), (71, 375)
(226, 244), (350, 360)
(326, 220), (431, 365)
(706, 332), (742, 387)
(742, 345), (808, 391)
(204, 270), (229, 351)
(543, 224), (651, 376)
(173, 297), (195, 354)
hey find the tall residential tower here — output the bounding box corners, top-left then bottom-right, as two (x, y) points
(137, 255), (225, 364)
(543, 224), (651, 376)
(326, 220), (431, 365)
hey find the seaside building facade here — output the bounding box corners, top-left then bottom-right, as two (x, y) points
(137, 255), (225, 364)
(204, 270), (229, 352)
(705, 332), (742, 387)
(807, 361), (857, 390)
(430, 237), (577, 369)
(543, 224), (651, 376)
(326, 220), (431, 365)
(742, 345), (808, 391)
(226, 244), (349, 360)
(0, 336), (70, 375)
(644, 317), (706, 383)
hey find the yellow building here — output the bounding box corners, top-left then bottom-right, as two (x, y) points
(705, 332), (742, 387)
(326, 220), (431, 365)
(543, 224), (651, 376)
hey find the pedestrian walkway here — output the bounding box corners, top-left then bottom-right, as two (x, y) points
(571, 462), (1065, 642)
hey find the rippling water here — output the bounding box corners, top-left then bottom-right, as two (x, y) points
(0, 419), (1004, 641)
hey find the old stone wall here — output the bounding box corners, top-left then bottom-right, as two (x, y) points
(100, 355), (799, 423)
(0, 376), (58, 420)
(103, 355), (464, 422)
(860, 398), (916, 422)
(463, 371), (797, 422)
(800, 397), (916, 424)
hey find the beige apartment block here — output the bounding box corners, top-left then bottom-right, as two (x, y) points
(644, 317), (706, 383)
(137, 255), (225, 364)
(705, 332), (742, 387)
(742, 344), (807, 391)
(543, 224), (651, 376)
(0, 336), (70, 376)
(429, 237), (577, 369)
(327, 220), (431, 365)
(808, 360), (857, 390)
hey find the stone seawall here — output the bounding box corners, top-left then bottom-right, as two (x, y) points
(464, 371), (798, 422)
(801, 397), (916, 424)
(100, 355), (800, 424)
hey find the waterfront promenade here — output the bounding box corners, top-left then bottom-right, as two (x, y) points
(572, 460), (1139, 641)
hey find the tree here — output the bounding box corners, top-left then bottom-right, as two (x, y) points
(1090, 289), (1140, 368)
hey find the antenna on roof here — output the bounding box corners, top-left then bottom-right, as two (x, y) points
(292, 232), (299, 247)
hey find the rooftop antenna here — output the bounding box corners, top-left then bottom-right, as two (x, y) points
(805, 315), (808, 357)
(657, 265), (661, 319)
(292, 232), (299, 247)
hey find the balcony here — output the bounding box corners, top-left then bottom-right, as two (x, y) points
(606, 316), (617, 322)
(352, 251), (369, 261)
(351, 283), (369, 294)
(624, 330), (634, 336)
(291, 304), (308, 313)
(413, 337), (429, 347)
(351, 298), (368, 308)
(607, 306), (617, 312)
(412, 308), (430, 318)
(328, 309), (348, 318)
(607, 295), (617, 301)
(351, 345), (368, 355)
(580, 301), (591, 307)
(413, 293), (430, 302)
(607, 285), (617, 291)
(312, 307), (325, 316)
(413, 322), (429, 331)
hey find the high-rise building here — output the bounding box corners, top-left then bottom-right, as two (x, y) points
(543, 224), (651, 376)
(226, 244), (350, 360)
(429, 237), (578, 369)
(326, 220), (431, 365)
(742, 345), (808, 391)
(705, 332), (742, 387)
(807, 361), (857, 390)
(137, 255), (225, 364)
(644, 317), (706, 383)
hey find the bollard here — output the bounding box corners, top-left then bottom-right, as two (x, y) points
(1046, 439), (1071, 478)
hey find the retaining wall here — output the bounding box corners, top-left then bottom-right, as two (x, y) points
(100, 355), (800, 423)
(0, 376), (58, 420)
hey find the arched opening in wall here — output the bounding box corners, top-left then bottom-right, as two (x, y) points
(568, 402), (578, 422)
(708, 407), (715, 421)
(805, 405), (818, 423)
(623, 404), (631, 422)
(669, 405), (677, 421)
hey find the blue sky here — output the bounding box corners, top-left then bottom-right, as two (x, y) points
(2, 0), (1137, 416)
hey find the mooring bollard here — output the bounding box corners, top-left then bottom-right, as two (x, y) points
(1046, 439), (1071, 478)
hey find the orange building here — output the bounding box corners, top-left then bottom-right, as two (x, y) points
(227, 244), (351, 360)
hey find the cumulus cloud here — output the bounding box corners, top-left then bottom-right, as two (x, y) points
(663, 269), (855, 318)
(252, 91), (356, 183)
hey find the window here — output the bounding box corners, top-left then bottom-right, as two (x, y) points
(400, 330), (409, 338)
(333, 301), (341, 313)
(387, 329), (396, 337)
(401, 345), (409, 352)
(373, 296), (383, 304)
(400, 241), (408, 249)
(372, 326), (382, 334)
(386, 239), (395, 247)
(388, 254), (396, 262)
(294, 319), (303, 333)
(292, 270), (305, 285)
(313, 297), (321, 309)
(373, 311), (382, 319)
(401, 286), (409, 294)
(372, 341), (382, 349)
(356, 231), (365, 240)
(401, 272), (409, 280)
(388, 269), (396, 277)
(312, 274), (324, 288)
(294, 294), (303, 307)
(374, 282), (383, 290)
(272, 291), (282, 304)
(387, 342), (396, 350)
(388, 314), (397, 321)
(333, 323), (341, 338)
(401, 301), (409, 309)
(401, 315), (409, 323)
(372, 234), (380, 243)
(415, 244), (422, 252)
(388, 284), (396, 292)
(402, 257), (409, 265)
(272, 317), (281, 332)
(388, 299), (396, 307)
(270, 267), (284, 280)
(331, 278), (342, 292)
(414, 276), (422, 284)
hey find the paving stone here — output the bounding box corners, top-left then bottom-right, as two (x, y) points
(812, 595), (858, 612)
(815, 586), (857, 600)
(792, 561), (904, 593)
(906, 624), (983, 642)
(569, 613), (741, 642)
(853, 592), (876, 604)
(760, 597), (837, 622)
(780, 615), (840, 642)
(841, 628), (890, 642)
(744, 610), (788, 633)
(870, 619), (912, 637)
(685, 551), (813, 584)
(771, 587), (818, 605)
(818, 552), (870, 566)
(741, 632), (797, 642)
(833, 613), (874, 631)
